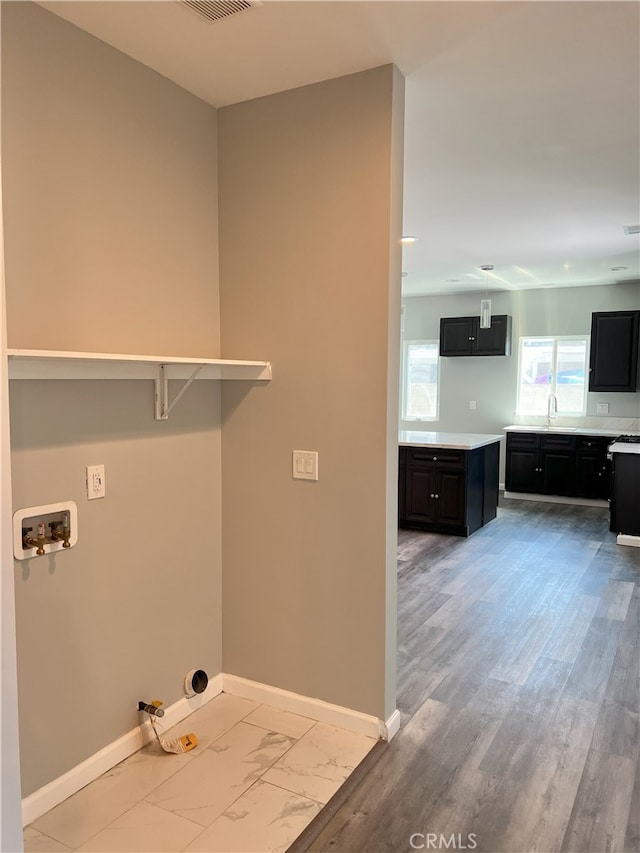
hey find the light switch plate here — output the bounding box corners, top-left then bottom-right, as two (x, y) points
(292, 450), (318, 481)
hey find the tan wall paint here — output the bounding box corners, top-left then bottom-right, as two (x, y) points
(2, 1), (219, 357)
(11, 380), (222, 795)
(1, 9), (24, 834)
(218, 66), (404, 720)
(3, 3), (223, 796)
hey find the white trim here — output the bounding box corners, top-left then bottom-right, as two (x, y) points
(1, 95), (25, 849)
(222, 674), (384, 740)
(617, 534), (640, 548)
(384, 709), (402, 741)
(503, 491), (608, 508)
(21, 674), (223, 826)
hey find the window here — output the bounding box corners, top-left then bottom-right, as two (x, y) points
(517, 336), (589, 416)
(401, 340), (439, 421)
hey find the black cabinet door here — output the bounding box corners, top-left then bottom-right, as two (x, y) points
(505, 448), (539, 491)
(405, 467), (439, 524)
(589, 311), (640, 392)
(398, 447), (407, 522)
(439, 317), (474, 356)
(575, 450), (610, 499)
(440, 315), (512, 357)
(436, 470), (466, 525)
(474, 315), (512, 356)
(540, 450), (575, 495)
(610, 453), (640, 534)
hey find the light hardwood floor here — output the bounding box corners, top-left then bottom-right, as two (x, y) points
(291, 497), (639, 853)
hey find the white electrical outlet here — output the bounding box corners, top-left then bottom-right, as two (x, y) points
(596, 402), (610, 415)
(469, 400), (477, 410)
(292, 450), (318, 481)
(86, 464), (106, 500)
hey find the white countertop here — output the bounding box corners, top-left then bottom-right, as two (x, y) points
(503, 425), (640, 438)
(399, 431), (504, 450)
(609, 442), (640, 455)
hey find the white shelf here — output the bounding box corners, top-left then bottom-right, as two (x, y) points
(7, 348), (272, 419)
(7, 349), (272, 381)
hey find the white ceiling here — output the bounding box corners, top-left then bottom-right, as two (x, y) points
(38, 0), (640, 297)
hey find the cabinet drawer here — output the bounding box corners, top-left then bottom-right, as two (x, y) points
(506, 432), (539, 448)
(576, 436), (610, 452)
(407, 448), (464, 467)
(541, 434), (576, 450)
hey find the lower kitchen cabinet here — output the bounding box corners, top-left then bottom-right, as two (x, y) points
(505, 432), (610, 499)
(610, 451), (640, 534)
(399, 441), (499, 536)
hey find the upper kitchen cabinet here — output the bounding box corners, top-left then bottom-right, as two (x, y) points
(589, 310), (640, 392)
(439, 315), (512, 357)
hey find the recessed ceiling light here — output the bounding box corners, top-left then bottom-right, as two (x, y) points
(623, 225), (640, 235)
(610, 266), (628, 271)
(400, 236), (418, 244)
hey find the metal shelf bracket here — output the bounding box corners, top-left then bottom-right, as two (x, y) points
(154, 364), (204, 420)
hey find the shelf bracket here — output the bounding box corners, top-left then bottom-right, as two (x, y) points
(154, 364), (204, 420)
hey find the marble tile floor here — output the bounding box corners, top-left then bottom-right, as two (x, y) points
(24, 694), (377, 853)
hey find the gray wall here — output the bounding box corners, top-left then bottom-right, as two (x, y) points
(3, 2), (223, 796)
(3, 3), (403, 799)
(402, 283), (640, 466)
(218, 66), (404, 721)
(1, 16), (23, 834)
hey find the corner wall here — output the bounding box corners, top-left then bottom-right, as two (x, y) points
(218, 65), (404, 721)
(2, 2), (223, 796)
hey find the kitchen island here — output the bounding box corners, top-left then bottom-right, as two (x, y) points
(399, 431), (503, 537)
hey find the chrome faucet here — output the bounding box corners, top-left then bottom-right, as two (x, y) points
(547, 392), (558, 426)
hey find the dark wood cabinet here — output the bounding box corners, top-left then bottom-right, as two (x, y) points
(575, 437), (611, 499)
(399, 441), (499, 536)
(610, 451), (640, 534)
(440, 315), (512, 357)
(589, 310), (639, 392)
(505, 431), (611, 499)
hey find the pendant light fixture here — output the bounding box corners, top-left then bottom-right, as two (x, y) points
(479, 265), (493, 329)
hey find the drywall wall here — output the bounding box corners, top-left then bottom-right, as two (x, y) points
(218, 65), (404, 721)
(2, 1), (219, 357)
(2, 2), (223, 796)
(1, 60), (23, 847)
(401, 282), (640, 475)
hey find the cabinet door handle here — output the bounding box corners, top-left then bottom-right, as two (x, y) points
(434, 494), (439, 499)
(433, 456), (438, 461)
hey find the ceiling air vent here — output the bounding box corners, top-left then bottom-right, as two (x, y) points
(180, 0), (259, 24)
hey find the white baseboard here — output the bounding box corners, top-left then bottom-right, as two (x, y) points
(617, 533), (640, 548)
(22, 672), (396, 827)
(21, 674), (223, 827)
(503, 491), (608, 508)
(385, 709), (402, 741)
(222, 674), (387, 740)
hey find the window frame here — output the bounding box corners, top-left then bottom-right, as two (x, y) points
(516, 334), (589, 417)
(400, 338), (440, 423)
